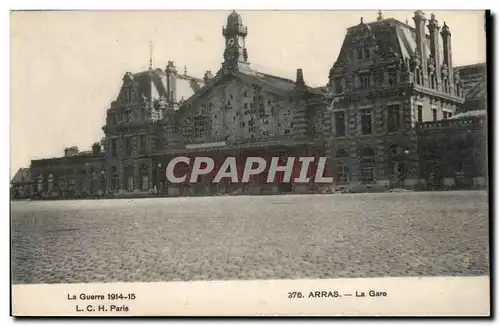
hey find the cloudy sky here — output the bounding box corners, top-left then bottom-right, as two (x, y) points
(10, 10), (486, 177)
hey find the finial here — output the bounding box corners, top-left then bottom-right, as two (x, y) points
(405, 19), (409, 24)
(377, 10), (383, 21)
(149, 41), (153, 70)
(360, 17), (364, 24)
(184, 66), (187, 76)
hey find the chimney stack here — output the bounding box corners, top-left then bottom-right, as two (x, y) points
(413, 11), (428, 81)
(441, 21), (454, 87)
(428, 13), (441, 88)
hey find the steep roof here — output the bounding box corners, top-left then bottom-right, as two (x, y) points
(334, 17), (443, 67)
(11, 168), (31, 184)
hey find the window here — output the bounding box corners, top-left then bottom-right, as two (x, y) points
(110, 139), (117, 157)
(139, 134), (147, 154)
(360, 74), (371, 89)
(432, 108), (437, 121)
(359, 147), (376, 184)
(388, 69), (397, 86)
(417, 105), (423, 123)
(334, 77), (343, 94)
(336, 149), (350, 184)
(443, 111), (453, 119)
(377, 70), (385, 85)
(356, 48), (363, 60)
(47, 173), (54, 193)
(387, 105), (401, 132)
(125, 111), (132, 123)
(334, 111), (346, 137)
(416, 68), (422, 85)
(443, 78), (449, 93)
(430, 74), (436, 89)
(125, 137), (133, 156)
(37, 175), (43, 192)
(111, 167), (119, 191)
(127, 177), (134, 191)
(140, 165), (149, 190)
(456, 83), (461, 96)
(361, 109), (372, 135)
(141, 175), (149, 190)
(364, 48), (371, 59)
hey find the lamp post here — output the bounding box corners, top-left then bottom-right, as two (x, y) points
(403, 149), (410, 187)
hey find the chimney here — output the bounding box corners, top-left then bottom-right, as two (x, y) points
(428, 13), (441, 88)
(441, 21), (453, 86)
(295, 68), (305, 86)
(165, 61), (177, 104)
(413, 10), (428, 80)
(64, 146), (79, 157)
(203, 70), (214, 83)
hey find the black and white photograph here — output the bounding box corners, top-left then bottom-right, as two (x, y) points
(10, 9), (490, 316)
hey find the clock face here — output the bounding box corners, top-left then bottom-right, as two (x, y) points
(226, 38), (235, 48)
(237, 38), (244, 48)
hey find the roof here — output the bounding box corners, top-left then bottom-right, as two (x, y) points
(334, 17), (444, 68)
(11, 168), (31, 184)
(449, 110), (486, 120)
(118, 68), (204, 106)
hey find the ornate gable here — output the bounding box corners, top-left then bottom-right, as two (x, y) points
(177, 71), (293, 145)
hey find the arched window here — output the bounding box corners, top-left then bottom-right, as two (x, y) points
(430, 73), (436, 89)
(415, 68), (421, 85)
(48, 173), (54, 193)
(140, 164), (149, 191)
(124, 166), (134, 191)
(37, 175), (44, 192)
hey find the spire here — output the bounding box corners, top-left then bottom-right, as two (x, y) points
(149, 41), (153, 70)
(377, 10), (383, 21)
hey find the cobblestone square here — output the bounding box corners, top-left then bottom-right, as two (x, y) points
(11, 191), (489, 284)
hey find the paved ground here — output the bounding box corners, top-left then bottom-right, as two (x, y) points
(11, 191), (489, 284)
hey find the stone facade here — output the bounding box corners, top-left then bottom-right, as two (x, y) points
(324, 11), (465, 192)
(19, 10), (487, 199)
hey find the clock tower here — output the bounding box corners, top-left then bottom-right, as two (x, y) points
(222, 10), (250, 72)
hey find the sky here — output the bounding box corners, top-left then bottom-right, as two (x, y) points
(10, 10), (486, 178)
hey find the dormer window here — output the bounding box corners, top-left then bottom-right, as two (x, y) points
(359, 73), (371, 89)
(356, 48), (363, 60)
(334, 77), (343, 94)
